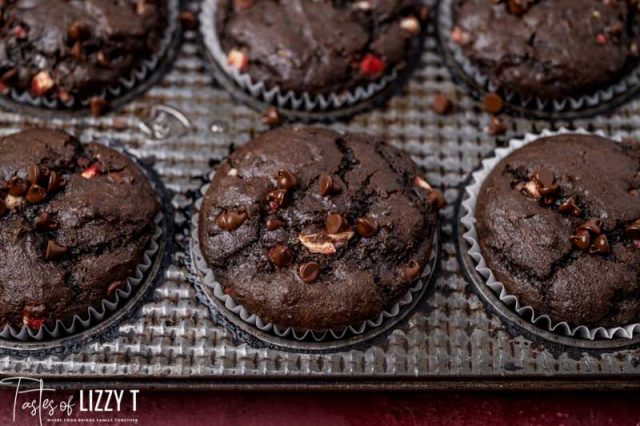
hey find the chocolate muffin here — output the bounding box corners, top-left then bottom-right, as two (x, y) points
(475, 134), (640, 328)
(0, 128), (160, 331)
(215, 0), (427, 95)
(198, 127), (441, 331)
(0, 0), (169, 114)
(451, 0), (640, 100)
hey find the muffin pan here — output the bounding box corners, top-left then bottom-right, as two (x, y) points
(2, 0), (640, 390)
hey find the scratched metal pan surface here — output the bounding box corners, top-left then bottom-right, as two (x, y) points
(1, 0), (640, 390)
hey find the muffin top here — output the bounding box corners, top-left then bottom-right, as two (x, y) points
(0, 0), (169, 106)
(475, 134), (640, 327)
(216, 0), (426, 95)
(198, 127), (440, 331)
(452, 0), (640, 100)
(0, 128), (160, 330)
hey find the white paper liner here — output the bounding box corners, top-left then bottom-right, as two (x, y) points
(190, 178), (437, 342)
(199, 0), (421, 112)
(437, 0), (640, 114)
(0, 213), (163, 342)
(460, 127), (640, 340)
(2, 0), (179, 112)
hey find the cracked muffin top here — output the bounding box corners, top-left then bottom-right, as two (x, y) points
(198, 127), (441, 331)
(476, 134), (640, 327)
(452, 0), (640, 100)
(215, 0), (427, 95)
(0, 128), (160, 331)
(0, 0), (169, 113)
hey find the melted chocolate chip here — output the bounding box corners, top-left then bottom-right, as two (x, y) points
(326, 213), (347, 234)
(355, 217), (378, 238)
(8, 177), (27, 196)
(626, 219), (640, 241)
(558, 197), (582, 217)
(483, 93), (504, 114)
(570, 229), (591, 251)
(47, 171), (64, 192)
(266, 217), (285, 231)
(45, 240), (68, 260)
(590, 234), (610, 255)
(319, 174), (339, 196)
(35, 212), (59, 231)
(579, 218), (603, 235)
(27, 165), (40, 184)
(276, 170), (297, 190)
(25, 184), (46, 204)
(299, 261), (321, 283)
(216, 210), (248, 231)
(266, 188), (288, 207)
(268, 244), (293, 267)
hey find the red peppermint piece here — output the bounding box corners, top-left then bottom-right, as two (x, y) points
(360, 53), (385, 78)
(81, 163), (101, 179)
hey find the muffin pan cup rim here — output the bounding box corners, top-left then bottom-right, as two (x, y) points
(457, 127), (640, 346)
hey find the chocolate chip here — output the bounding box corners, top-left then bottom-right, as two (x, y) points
(35, 212), (59, 231)
(89, 96), (108, 117)
(558, 197), (582, 217)
(45, 240), (68, 260)
(299, 262), (321, 283)
(68, 20), (89, 40)
(27, 165), (40, 184)
(356, 217), (378, 238)
(0, 199), (6, 216)
(268, 244), (292, 267)
(262, 107), (282, 126)
(8, 177), (27, 196)
(533, 169), (555, 188)
(483, 93), (504, 114)
(216, 210), (248, 231)
(590, 234), (610, 255)
(319, 174), (339, 196)
(266, 217), (284, 231)
(326, 213), (347, 234)
(579, 219), (603, 235)
(179, 10), (198, 30)
(107, 280), (126, 297)
(626, 219), (640, 241)
(400, 260), (421, 283)
(276, 170), (297, 190)
(266, 188), (288, 207)
(25, 184), (46, 204)
(47, 171), (64, 192)
(432, 93), (453, 114)
(427, 189), (446, 210)
(487, 116), (507, 136)
(570, 229), (591, 252)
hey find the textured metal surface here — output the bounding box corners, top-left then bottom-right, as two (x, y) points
(1, 0), (640, 387)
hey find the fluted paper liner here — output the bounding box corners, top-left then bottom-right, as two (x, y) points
(190, 177), (437, 342)
(437, 0), (640, 114)
(461, 127), (640, 340)
(199, 0), (425, 112)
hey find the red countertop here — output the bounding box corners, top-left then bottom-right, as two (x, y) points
(0, 390), (638, 425)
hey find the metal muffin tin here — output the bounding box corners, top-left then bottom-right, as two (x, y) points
(2, 0), (640, 390)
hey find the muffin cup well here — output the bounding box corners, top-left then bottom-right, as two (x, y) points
(0, 0), (180, 117)
(436, 0), (640, 118)
(460, 127), (640, 340)
(190, 178), (437, 342)
(199, 0), (424, 114)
